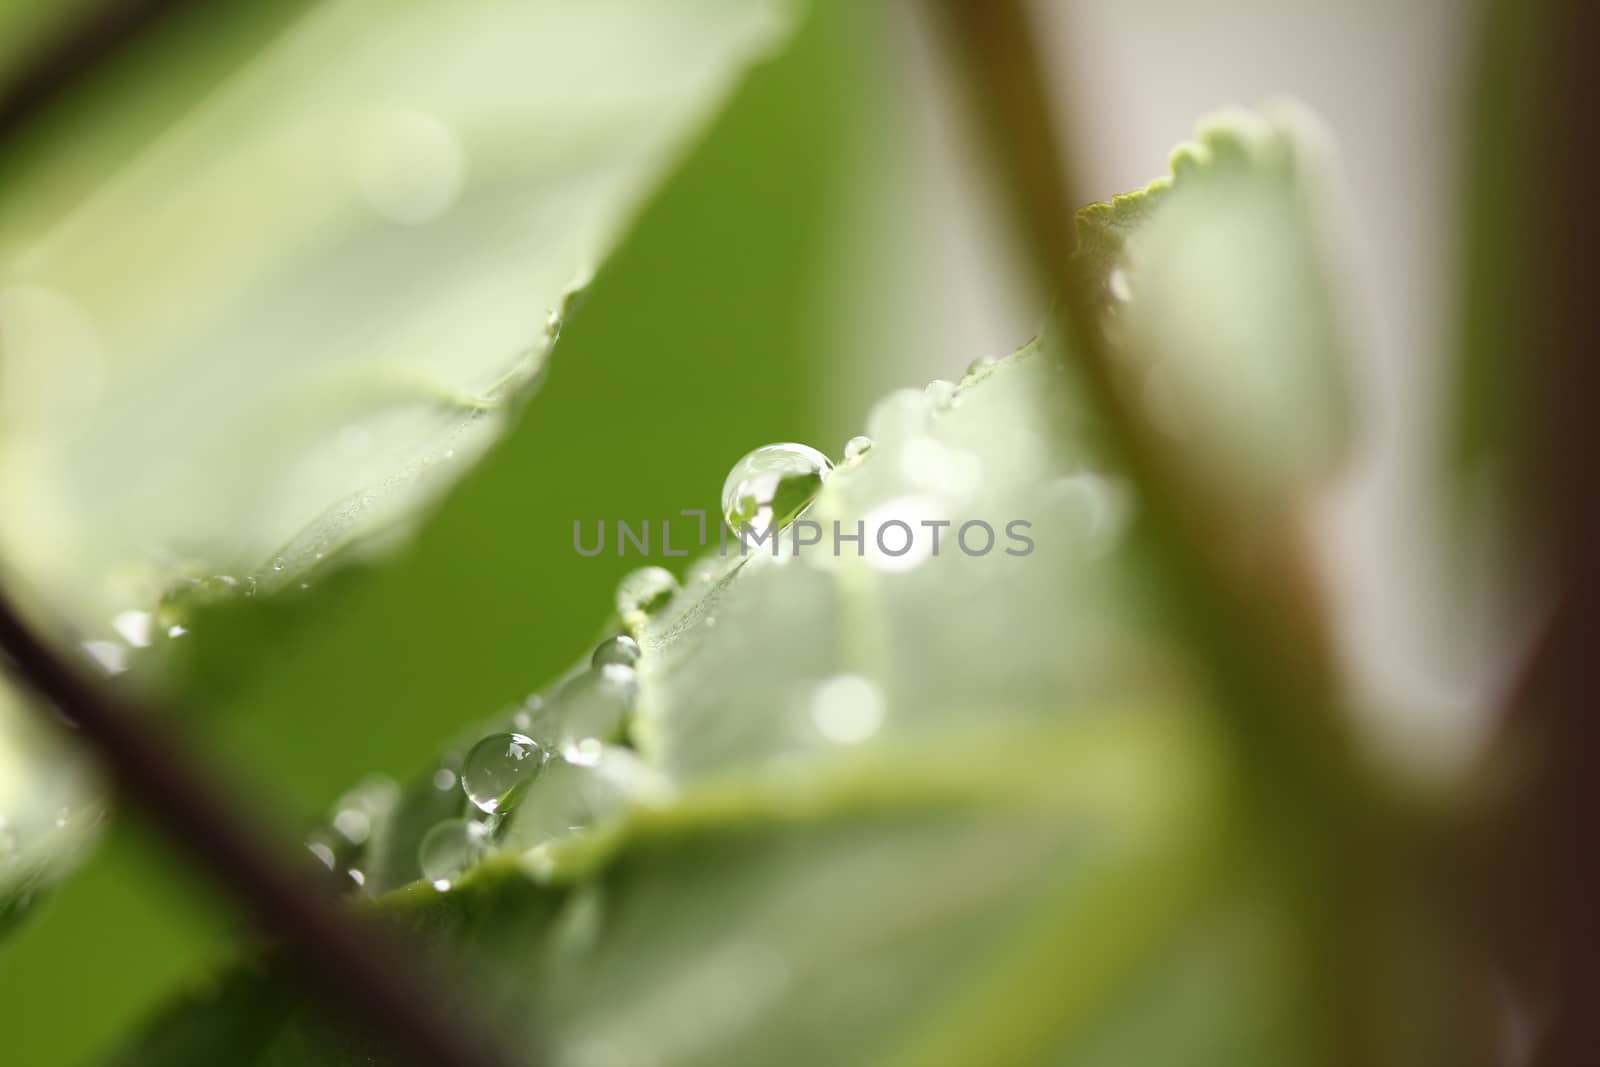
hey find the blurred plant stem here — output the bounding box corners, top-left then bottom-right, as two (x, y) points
(1488, 0), (1600, 1062)
(0, 0), (192, 144)
(931, 2), (1415, 1064)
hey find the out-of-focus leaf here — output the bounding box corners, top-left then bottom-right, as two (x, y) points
(111, 334), (1271, 1064)
(0, 3), (881, 1059)
(104, 106), (1477, 1065)
(138, 310), (1417, 1067)
(0, 818), (237, 1066)
(1075, 105), (1351, 504)
(0, 0), (795, 635)
(0, 682), (100, 936)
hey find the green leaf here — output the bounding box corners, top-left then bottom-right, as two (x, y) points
(66, 104), (1458, 1064)
(1075, 105), (1352, 504)
(0, 3), (882, 1058)
(0, 682), (100, 935)
(0, 0), (796, 633)
(106, 334), (1277, 1064)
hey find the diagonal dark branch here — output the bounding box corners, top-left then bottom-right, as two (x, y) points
(0, 0), (197, 144)
(0, 587), (524, 1067)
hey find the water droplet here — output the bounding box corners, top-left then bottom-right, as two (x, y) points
(347, 868), (366, 888)
(270, 558), (285, 573)
(307, 839), (336, 870)
(550, 665), (637, 748)
(418, 818), (488, 883)
(81, 640), (127, 674)
(1108, 266), (1133, 303)
(615, 566), (678, 621)
(111, 610), (152, 648)
(332, 807), (371, 845)
(965, 355), (998, 379)
(564, 737), (604, 767)
(925, 378), (958, 413)
(842, 435), (874, 463)
(432, 768), (457, 791)
(461, 732), (545, 814)
(721, 443), (832, 540)
(809, 675), (886, 745)
(591, 635), (640, 669)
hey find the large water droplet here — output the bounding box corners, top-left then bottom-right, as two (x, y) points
(721, 443), (832, 539)
(591, 634), (640, 669)
(925, 378), (958, 413)
(418, 818), (488, 884)
(842, 435), (874, 463)
(461, 732), (545, 814)
(615, 566), (678, 621)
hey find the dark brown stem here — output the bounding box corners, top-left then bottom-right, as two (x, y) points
(0, 0), (196, 143)
(1496, 0), (1600, 1061)
(0, 589), (523, 1067)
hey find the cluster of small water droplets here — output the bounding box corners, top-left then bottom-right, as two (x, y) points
(409, 626), (655, 889)
(305, 776), (399, 892)
(720, 443), (832, 540)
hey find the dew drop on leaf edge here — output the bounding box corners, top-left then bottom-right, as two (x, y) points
(615, 566), (678, 620)
(591, 634), (641, 668)
(460, 732), (545, 814)
(720, 442), (832, 539)
(418, 818), (487, 883)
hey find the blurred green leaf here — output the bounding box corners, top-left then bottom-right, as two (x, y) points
(1075, 105), (1351, 505)
(111, 337), (1268, 1065)
(0, 0), (795, 632)
(0, 2), (883, 1059)
(100, 106), (1474, 1065)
